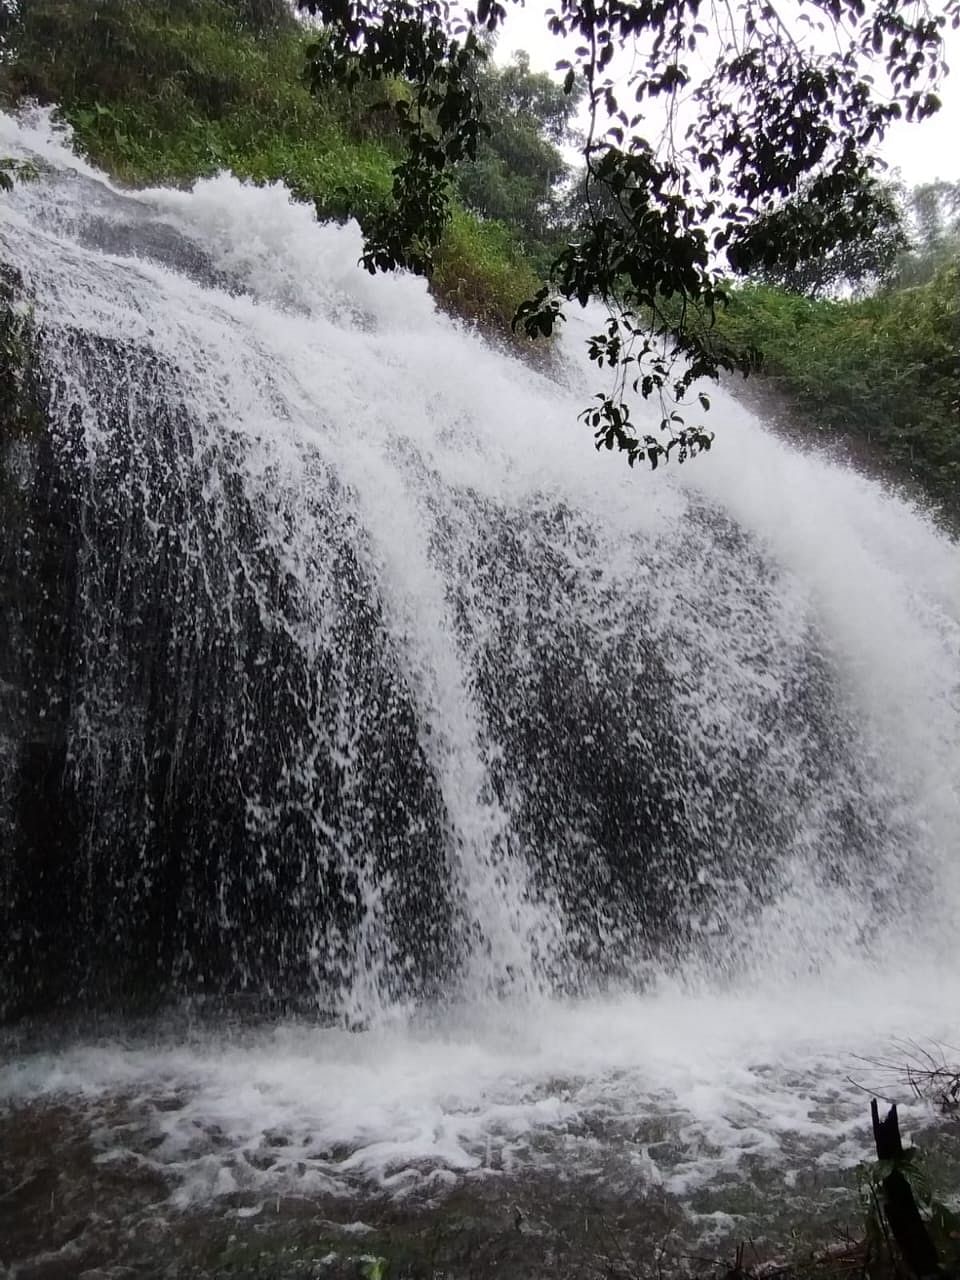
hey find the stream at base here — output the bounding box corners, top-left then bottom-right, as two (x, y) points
(3, 972), (960, 1276)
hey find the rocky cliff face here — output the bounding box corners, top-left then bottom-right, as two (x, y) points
(2, 135), (947, 1026)
(0, 276), (456, 1018)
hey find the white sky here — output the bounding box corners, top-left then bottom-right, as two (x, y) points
(496, 2), (960, 187)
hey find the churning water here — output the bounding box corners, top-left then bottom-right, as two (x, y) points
(0, 110), (958, 1267)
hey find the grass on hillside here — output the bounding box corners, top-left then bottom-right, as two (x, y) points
(714, 265), (960, 511)
(0, 0), (543, 337)
(2, 0), (957, 510)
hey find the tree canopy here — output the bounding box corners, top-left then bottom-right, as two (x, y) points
(297, 0), (958, 466)
(895, 178), (960, 285)
(454, 51), (584, 268)
(731, 174), (908, 298)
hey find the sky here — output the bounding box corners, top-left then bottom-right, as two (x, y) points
(883, 24), (960, 184)
(496, 3), (960, 187)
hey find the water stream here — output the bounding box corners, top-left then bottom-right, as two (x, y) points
(1, 110), (958, 1276)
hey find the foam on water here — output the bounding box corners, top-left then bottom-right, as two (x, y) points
(1, 109), (959, 1221)
(2, 968), (957, 1209)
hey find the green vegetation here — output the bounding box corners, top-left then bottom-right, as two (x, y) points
(714, 262), (960, 509)
(1, 0), (957, 511)
(895, 179), (960, 288)
(454, 50), (584, 276)
(0, 155), (37, 190)
(711, 179), (960, 512)
(640, 173), (960, 513)
(1, 0), (384, 208)
(297, 0), (957, 468)
(432, 205), (548, 331)
(0, 0), (544, 334)
(727, 177), (909, 300)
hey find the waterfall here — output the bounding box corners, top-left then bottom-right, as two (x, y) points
(1, 111), (959, 1242)
(2, 109), (959, 1024)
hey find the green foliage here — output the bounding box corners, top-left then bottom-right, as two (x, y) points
(857, 1140), (960, 1275)
(454, 51), (583, 271)
(359, 1256), (388, 1280)
(294, 0), (958, 468)
(716, 261), (960, 509)
(0, 156), (39, 191)
(431, 206), (542, 331)
(733, 175), (908, 298)
(708, 176), (959, 511)
(0, 0), (537, 341)
(1, 0), (391, 209)
(301, 0), (492, 276)
(909, 180), (960, 251)
(895, 179), (960, 287)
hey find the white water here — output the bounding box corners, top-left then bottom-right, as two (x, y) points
(1, 971), (957, 1213)
(1, 110), (959, 1225)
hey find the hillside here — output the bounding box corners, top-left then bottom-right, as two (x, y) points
(0, 0), (548, 334)
(1, 0), (958, 513)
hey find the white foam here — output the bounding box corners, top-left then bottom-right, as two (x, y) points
(3, 965), (957, 1203)
(1, 108), (958, 1214)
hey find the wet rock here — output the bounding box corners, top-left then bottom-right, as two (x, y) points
(244, 1150), (278, 1171)
(12, 1261), (84, 1280)
(0, 1165), (58, 1210)
(11, 1239), (104, 1280)
(152, 1095), (186, 1113)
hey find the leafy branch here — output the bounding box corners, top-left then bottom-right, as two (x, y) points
(0, 157), (39, 191)
(295, 0), (958, 469)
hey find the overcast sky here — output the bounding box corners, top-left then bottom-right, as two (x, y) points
(496, 4), (960, 187)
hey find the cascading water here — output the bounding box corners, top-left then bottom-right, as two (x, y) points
(1, 110), (959, 1271)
